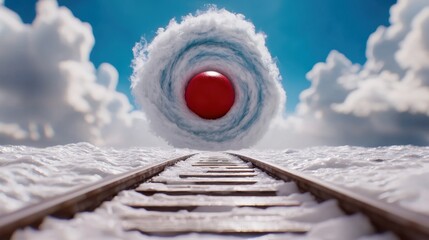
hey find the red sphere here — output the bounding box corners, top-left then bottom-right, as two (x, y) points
(185, 71), (235, 119)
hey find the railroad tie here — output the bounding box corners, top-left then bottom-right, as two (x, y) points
(119, 154), (310, 235)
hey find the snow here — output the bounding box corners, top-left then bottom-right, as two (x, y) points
(159, 154), (283, 187)
(13, 199), (391, 240)
(0, 143), (194, 214)
(10, 151), (398, 240)
(237, 145), (429, 216)
(0, 144), (426, 239)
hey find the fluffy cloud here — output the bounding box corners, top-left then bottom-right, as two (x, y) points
(0, 0), (167, 147)
(257, 0), (429, 148)
(131, 8), (284, 150)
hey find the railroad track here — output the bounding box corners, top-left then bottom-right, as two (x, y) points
(1, 152), (429, 239)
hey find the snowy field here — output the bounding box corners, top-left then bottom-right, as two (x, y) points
(237, 146), (429, 216)
(0, 144), (428, 239)
(0, 143), (194, 214)
(1, 144), (428, 216)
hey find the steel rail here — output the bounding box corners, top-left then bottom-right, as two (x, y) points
(0, 154), (194, 239)
(231, 153), (429, 240)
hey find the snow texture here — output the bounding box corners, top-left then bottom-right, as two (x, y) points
(238, 146), (429, 216)
(0, 143), (193, 214)
(11, 151), (397, 240)
(1, 144), (427, 222)
(131, 8), (285, 150)
(0, 143), (429, 239)
(13, 198), (395, 240)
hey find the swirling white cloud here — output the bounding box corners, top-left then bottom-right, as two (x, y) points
(131, 9), (285, 150)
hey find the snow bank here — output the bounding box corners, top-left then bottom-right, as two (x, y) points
(238, 145), (429, 216)
(0, 143), (193, 214)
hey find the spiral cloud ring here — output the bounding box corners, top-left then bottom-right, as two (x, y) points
(132, 8), (285, 150)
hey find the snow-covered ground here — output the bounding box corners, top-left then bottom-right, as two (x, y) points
(0, 144), (427, 239)
(12, 152), (397, 240)
(1, 144), (428, 216)
(0, 143), (194, 214)
(237, 146), (429, 216)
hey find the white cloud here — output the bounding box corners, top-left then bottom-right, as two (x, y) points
(0, 0), (167, 148)
(397, 8), (429, 72)
(257, 0), (429, 148)
(131, 8), (284, 150)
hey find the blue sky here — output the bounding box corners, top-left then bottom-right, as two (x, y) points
(6, 0), (396, 113)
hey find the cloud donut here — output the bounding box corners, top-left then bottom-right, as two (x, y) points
(132, 8), (285, 150)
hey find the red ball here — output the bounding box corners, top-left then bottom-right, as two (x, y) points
(185, 71), (235, 119)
